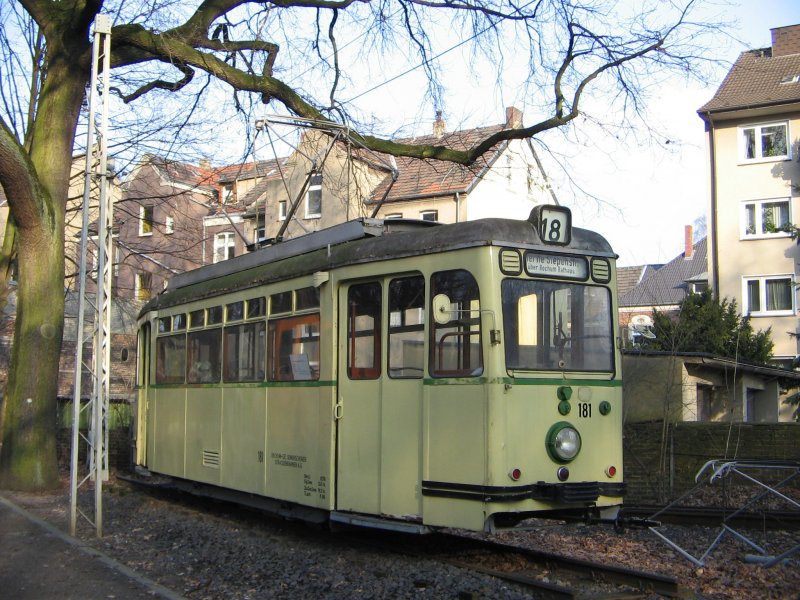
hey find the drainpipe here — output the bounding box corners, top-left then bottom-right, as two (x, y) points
(703, 112), (720, 299)
(455, 192), (461, 222)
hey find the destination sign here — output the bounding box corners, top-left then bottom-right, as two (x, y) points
(525, 253), (588, 280)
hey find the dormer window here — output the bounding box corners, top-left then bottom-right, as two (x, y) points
(780, 74), (800, 84)
(222, 183), (234, 204)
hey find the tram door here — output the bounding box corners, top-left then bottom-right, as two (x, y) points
(336, 276), (425, 518)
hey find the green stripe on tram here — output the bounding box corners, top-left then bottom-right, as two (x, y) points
(151, 380), (336, 389)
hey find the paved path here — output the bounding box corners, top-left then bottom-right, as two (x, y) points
(0, 494), (183, 600)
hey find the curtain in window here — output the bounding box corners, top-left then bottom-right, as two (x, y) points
(747, 280), (761, 312)
(762, 202), (789, 233)
(766, 278), (792, 311)
(761, 125), (787, 157)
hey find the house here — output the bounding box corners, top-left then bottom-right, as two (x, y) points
(229, 107), (555, 246)
(205, 129), (388, 256)
(114, 154), (216, 300)
(618, 227), (707, 346)
(369, 107), (552, 222)
(622, 350), (800, 423)
(698, 23), (800, 367)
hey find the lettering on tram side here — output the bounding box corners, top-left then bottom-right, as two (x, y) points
(578, 402), (592, 418)
(303, 473), (327, 500)
(271, 452), (308, 469)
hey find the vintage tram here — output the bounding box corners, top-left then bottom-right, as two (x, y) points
(134, 205), (625, 532)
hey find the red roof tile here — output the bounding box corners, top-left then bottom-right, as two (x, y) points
(369, 124), (507, 202)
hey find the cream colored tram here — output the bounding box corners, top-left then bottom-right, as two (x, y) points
(134, 206), (625, 532)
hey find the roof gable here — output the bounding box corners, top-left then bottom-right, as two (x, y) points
(620, 238), (707, 308)
(369, 124), (509, 202)
(699, 49), (800, 114)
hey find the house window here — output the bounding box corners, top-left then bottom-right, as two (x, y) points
(689, 281), (708, 294)
(744, 275), (794, 316)
(139, 205), (154, 236)
(305, 172), (322, 218)
(740, 122), (789, 161)
(135, 272), (152, 301)
(742, 198), (790, 238)
(420, 210), (438, 222)
(278, 200), (287, 221)
(214, 232), (235, 263)
(165, 215), (174, 234)
(222, 184), (234, 204)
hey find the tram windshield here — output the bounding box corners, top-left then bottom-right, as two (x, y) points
(501, 279), (613, 372)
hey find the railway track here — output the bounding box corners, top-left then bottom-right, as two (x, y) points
(345, 529), (684, 599)
(621, 505), (800, 530)
(126, 478), (682, 597)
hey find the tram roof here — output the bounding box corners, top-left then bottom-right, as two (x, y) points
(140, 216), (615, 314)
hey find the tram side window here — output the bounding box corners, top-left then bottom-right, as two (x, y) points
(430, 270), (483, 378)
(268, 314), (320, 381)
(187, 329), (222, 383)
(223, 322), (266, 382)
(389, 276), (425, 378)
(156, 334), (186, 384)
(347, 283), (381, 379)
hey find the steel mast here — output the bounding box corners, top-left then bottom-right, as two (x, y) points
(69, 14), (113, 538)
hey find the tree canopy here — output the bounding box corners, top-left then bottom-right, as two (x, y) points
(643, 289), (774, 364)
(0, 0), (726, 491)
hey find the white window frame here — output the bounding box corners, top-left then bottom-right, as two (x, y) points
(740, 198), (791, 239)
(739, 121), (790, 163)
(420, 210), (438, 222)
(278, 200), (287, 221)
(742, 275), (795, 317)
(221, 184), (234, 204)
(165, 215), (174, 234)
(139, 205), (154, 236)
(213, 232), (236, 264)
(305, 173), (322, 219)
(135, 272), (152, 301)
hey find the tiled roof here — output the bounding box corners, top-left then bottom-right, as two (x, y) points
(216, 158), (288, 184)
(369, 124), (507, 202)
(617, 265), (662, 298)
(620, 238), (707, 308)
(143, 154), (216, 191)
(698, 48), (800, 114)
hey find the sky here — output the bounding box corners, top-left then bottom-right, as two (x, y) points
(237, 1), (800, 267)
(565, 0), (800, 267)
(328, 0), (800, 267)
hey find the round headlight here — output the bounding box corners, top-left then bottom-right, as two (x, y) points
(546, 422), (582, 463)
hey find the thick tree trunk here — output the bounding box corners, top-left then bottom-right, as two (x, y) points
(0, 21), (88, 490)
(0, 225), (64, 489)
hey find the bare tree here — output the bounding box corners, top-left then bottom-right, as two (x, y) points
(0, 0), (723, 490)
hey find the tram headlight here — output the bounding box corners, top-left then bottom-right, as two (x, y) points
(546, 422), (582, 463)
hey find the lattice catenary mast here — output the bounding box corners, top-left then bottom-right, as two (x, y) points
(69, 14), (113, 538)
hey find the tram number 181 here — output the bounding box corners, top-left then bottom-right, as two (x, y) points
(578, 402), (592, 418)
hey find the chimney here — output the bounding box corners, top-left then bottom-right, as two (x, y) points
(771, 24), (800, 57)
(199, 157), (211, 170)
(505, 106), (523, 129)
(433, 111), (446, 138)
(684, 225), (694, 259)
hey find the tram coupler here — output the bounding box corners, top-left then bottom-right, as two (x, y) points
(583, 509), (660, 532)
